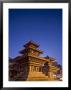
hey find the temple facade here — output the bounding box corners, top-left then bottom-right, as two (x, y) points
(9, 41), (62, 81)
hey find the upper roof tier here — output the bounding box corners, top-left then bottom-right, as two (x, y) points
(24, 40), (39, 48)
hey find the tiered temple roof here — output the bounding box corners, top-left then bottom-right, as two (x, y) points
(24, 40), (39, 47)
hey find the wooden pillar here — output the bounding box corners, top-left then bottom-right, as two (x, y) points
(36, 67), (38, 72)
(30, 66), (32, 72)
(32, 66), (34, 72)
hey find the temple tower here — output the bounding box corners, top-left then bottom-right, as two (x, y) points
(20, 41), (49, 80)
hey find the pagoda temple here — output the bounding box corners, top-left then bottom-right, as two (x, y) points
(9, 41), (62, 81)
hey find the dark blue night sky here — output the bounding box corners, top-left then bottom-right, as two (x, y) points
(9, 9), (62, 65)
